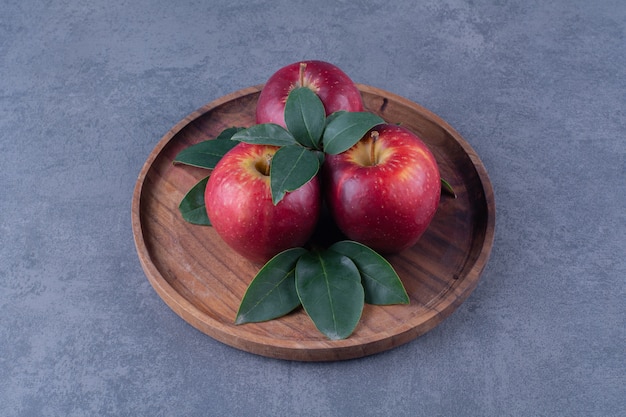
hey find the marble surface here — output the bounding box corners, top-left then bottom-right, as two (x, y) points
(1, 0), (624, 415)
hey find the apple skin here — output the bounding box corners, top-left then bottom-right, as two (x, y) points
(256, 60), (364, 128)
(205, 142), (321, 264)
(323, 124), (441, 254)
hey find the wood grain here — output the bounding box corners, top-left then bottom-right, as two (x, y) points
(131, 84), (495, 361)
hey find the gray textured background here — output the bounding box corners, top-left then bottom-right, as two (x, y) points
(1, 0), (625, 416)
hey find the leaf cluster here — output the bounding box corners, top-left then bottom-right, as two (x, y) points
(173, 87), (384, 212)
(235, 241), (409, 340)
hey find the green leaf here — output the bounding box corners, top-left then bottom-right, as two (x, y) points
(270, 145), (320, 205)
(314, 149), (325, 166)
(295, 250), (364, 340)
(173, 138), (239, 169)
(329, 241), (409, 305)
(178, 176), (211, 225)
(325, 110), (347, 125)
(215, 126), (246, 140)
(235, 248), (307, 324)
(322, 111), (385, 155)
(284, 87), (326, 149)
(231, 123), (297, 146)
(441, 177), (457, 198)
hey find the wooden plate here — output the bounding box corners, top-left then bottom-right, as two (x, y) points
(131, 84), (495, 361)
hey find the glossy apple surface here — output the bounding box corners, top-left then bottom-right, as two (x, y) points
(323, 124), (441, 254)
(256, 60), (364, 127)
(205, 142), (321, 264)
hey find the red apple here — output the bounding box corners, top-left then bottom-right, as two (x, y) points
(323, 124), (441, 254)
(205, 142), (321, 264)
(256, 60), (364, 127)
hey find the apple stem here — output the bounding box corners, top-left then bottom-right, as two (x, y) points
(299, 62), (307, 87)
(369, 130), (379, 166)
(264, 153), (272, 176)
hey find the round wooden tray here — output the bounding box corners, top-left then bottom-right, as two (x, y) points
(131, 84), (495, 361)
